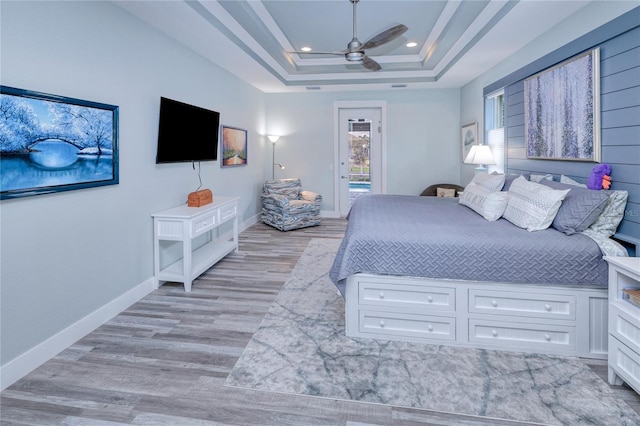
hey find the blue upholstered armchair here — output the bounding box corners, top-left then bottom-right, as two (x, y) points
(261, 178), (322, 231)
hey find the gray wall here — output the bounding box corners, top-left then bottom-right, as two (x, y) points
(502, 19), (639, 241)
(0, 0), (461, 376)
(1, 0), (637, 384)
(0, 1), (267, 366)
(459, 1), (638, 186)
(265, 89), (462, 211)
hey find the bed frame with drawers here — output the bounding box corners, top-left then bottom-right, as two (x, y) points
(345, 273), (609, 359)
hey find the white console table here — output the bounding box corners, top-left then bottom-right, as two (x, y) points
(605, 256), (640, 394)
(152, 196), (239, 292)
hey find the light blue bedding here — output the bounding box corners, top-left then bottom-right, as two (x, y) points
(329, 195), (608, 294)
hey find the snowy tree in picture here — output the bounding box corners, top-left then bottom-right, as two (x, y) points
(524, 49), (600, 161)
(0, 86), (118, 199)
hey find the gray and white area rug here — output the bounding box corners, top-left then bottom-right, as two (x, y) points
(224, 238), (639, 425)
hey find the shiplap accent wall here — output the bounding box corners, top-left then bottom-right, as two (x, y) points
(486, 8), (639, 250)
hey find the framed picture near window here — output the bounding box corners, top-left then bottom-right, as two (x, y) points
(525, 48), (600, 162)
(221, 126), (247, 167)
(461, 122), (478, 162)
(0, 85), (119, 200)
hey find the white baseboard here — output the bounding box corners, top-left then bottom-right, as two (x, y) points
(321, 209), (341, 218)
(0, 277), (155, 390)
(242, 213), (259, 230)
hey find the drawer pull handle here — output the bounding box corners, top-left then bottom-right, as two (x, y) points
(379, 292), (385, 299)
(492, 300), (498, 307)
(379, 320), (385, 328)
(544, 304), (551, 311)
(544, 334), (551, 341)
(427, 295), (433, 303)
(427, 324), (433, 332)
(492, 329), (498, 337)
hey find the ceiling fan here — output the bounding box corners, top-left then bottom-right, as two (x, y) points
(290, 0), (408, 71)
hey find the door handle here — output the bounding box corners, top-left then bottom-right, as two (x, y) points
(341, 176), (348, 179)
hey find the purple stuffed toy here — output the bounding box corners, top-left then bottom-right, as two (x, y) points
(587, 163), (611, 190)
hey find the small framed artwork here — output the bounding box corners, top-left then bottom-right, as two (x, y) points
(0, 85), (119, 200)
(525, 48), (600, 162)
(461, 122), (478, 162)
(221, 125), (247, 167)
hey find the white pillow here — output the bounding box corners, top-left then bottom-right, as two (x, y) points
(459, 182), (508, 221)
(560, 175), (587, 188)
(586, 190), (628, 237)
(530, 173), (554, 183)
(468, 173), (505, 192)
(503, 176), (570, 231)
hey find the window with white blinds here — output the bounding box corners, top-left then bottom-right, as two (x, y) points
(484, 90), (504, 174)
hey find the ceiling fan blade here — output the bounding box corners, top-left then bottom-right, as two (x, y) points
(290, 1), (403, 72)
(289, 50), (346, 56)
(361, 24), (408, 50)
(362, 56), (382, 71)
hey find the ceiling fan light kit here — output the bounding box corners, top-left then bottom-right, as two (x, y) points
(290, 0), (408, 72)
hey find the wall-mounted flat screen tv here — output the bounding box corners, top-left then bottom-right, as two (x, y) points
(156, 97), (220, 163)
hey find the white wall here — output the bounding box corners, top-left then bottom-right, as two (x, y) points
(266, 88), (461, 211)
(459, 1), (638, 185)
(0, 0), (267, 382)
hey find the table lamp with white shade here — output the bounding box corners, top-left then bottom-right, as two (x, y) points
(464, 145), (495, 174)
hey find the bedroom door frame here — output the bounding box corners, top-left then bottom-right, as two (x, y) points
(333, 101), (387, 217)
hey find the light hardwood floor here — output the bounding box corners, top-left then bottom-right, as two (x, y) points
(1, 219), (639, 425)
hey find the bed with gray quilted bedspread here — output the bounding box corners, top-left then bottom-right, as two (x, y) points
(329, 194), (608, 295)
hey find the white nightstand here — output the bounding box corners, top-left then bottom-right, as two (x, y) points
(605, 256), (640, 394)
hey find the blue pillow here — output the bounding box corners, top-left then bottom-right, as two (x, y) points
(539, 180), (609, 235)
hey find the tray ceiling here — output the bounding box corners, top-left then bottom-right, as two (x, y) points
(116, 0), (592, 93)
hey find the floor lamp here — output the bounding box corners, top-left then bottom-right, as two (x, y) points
(268, 135), (285, 179)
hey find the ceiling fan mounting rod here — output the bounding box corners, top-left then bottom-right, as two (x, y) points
(351, 0), (359, 43)
(347, 0), (363, 62)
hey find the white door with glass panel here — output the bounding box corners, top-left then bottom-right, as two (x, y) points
(338, 108), (382, 217)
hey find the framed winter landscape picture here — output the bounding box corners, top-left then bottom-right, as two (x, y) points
(524, 48), (600, 162)
(0, 86), (119, 200)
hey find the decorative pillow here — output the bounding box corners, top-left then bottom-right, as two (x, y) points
(560, 175), (587, 188)
(264, 179), (300, 199)
(529, 173), (554, 182)
(503, 173), (530, 191)
(437, 187), (456, 197)
(539, 180), (610, 235)
(467, 173), (505, 192)
(502, 176), (570, 231)
(581, 228), (629, 257)
(459, 182), (508, 221)
(586, 190), (628, 238)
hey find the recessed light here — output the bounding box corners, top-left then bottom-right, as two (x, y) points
(406, 42), (417, 48)
(301, 46), (312, 52)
